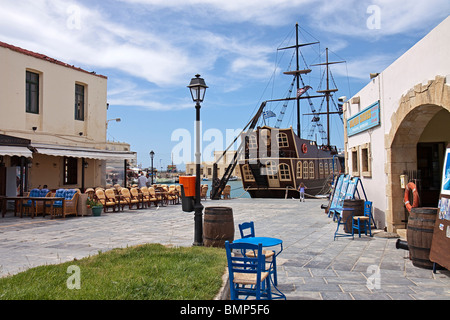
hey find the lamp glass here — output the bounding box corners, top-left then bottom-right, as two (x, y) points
(188, 74), (208, 103)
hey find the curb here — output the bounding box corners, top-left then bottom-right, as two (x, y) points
(214, 269), (230, 300)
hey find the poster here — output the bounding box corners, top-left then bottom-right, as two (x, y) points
(440, 148), (450, 196)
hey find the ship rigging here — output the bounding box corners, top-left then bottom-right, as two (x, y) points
(211, 23), (347, 200)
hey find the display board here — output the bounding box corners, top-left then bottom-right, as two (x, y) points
(430, 146), (450, 270)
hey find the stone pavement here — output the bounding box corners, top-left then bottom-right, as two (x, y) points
(0, 198), (449, 300)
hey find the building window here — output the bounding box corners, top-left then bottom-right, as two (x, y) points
(26, 71), (39, 114)
(296, 161), (302, 179)
(64, 157), (78, 185)
(242, 165), (255, 182)
(279, 163), (291, 181)
(277, 133), (289, 148)
(303, 161), (309, 180)
(75, 84), (85, 121)
(361, 143), (372, 177)
(309, 161), (314, 179)
(351, 147), (360, 176)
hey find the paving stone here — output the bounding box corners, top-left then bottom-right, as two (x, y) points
(1, 198), (449, 300)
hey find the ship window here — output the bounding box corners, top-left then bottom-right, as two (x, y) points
(248, 134), (258, 149)
(277, 133), (289, 148)
(309, 161), (314, 179)
(265, 160), (278, 179)
(303, 161), (308, 180)
(319, 162), (324, 176)
(279, 163), (291, 181)
(296, 161), (302, 179)
(242, 165), (255, 182)
(324, 162), (329, 175)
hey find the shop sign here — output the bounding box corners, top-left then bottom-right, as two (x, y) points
(347, 101), (380, 137)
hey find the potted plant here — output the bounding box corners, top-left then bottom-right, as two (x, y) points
(86, 198), (103, 216)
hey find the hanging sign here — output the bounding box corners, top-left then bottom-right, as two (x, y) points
(347, 101), (380, 137)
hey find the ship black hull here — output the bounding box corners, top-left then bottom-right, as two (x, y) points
(246, 177), (331, 199)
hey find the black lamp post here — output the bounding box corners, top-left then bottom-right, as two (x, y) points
(188, 74), (208, 246)
(149, 150), (155, 185)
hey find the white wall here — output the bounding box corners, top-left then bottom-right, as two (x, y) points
(345, 16), (450, 229)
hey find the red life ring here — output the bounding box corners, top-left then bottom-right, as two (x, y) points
(404, 182), (419, 212)
(301, 144), (308, 154)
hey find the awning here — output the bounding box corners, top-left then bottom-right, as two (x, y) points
(32, 144), (136, 161)
(0, 146), (33, 158)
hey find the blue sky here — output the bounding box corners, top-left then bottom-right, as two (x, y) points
(1, 1), (448, 170)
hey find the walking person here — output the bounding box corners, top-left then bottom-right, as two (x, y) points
(298, 182), (306, 202)
(138, 171), (148, 189)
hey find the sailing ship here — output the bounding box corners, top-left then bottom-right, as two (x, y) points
(211, 24), (345, 199)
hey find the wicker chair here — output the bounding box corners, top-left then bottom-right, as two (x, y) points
(52, 189), (79, 219)
(201, 185), (208, 200)
(140, 187), (159, 207)
(167, 185), (180, 204)
(121, 188), (140, 210)
(222, 185), (231, 199)
(104, 189), (119, 212)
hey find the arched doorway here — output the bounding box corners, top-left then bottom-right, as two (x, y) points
(385, 76), (450, 232)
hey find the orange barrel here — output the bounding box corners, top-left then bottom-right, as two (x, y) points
(203, 207), (235, 248)
(179, 176), (196, 197)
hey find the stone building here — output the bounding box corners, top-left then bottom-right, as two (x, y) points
(0, 41), (136, 195)
(343, 17), (450, 234)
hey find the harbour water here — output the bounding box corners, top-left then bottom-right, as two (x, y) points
(166, 180), (250, 199)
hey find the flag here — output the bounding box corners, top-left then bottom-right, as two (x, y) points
(263, 110), (276, 119)
(297, 85), (312, 98)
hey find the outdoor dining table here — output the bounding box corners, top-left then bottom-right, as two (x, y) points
(0, 196), (64, 218)
(232, 236), (283, 256)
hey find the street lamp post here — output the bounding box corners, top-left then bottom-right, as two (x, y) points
(149, 150), (155, 185)
(188, 74), (208, 246)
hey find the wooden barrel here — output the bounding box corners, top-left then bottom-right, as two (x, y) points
(407, 207), (437, 269)
(203, 207), (234, 248)
(343, 199), (365, 233)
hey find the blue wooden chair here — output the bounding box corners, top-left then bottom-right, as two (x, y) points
(334, 209), (355, 240)
(239, 221), (255, 238)
(352, 201), (373, 237)
(225, 241), (272, 300)
(238, 222), (277, 285)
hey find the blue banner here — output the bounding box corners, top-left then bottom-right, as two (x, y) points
(347, 101), (380, 137)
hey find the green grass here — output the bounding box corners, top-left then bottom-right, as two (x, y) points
(0, 244), (227, 300)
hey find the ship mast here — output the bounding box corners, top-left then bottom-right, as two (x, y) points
(311, 48), (345, 146)
(278, 24), (345, 146)
(278, 23), (318, 138)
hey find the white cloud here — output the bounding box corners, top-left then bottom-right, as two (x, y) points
(311, 0), (450, 38)
(1, 0), (447, 112)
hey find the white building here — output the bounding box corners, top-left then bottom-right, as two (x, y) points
(0, 41), (136, 195)
(344, 16), (450, 233)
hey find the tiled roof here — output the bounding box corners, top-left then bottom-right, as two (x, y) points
(0, 41), (107, 79)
